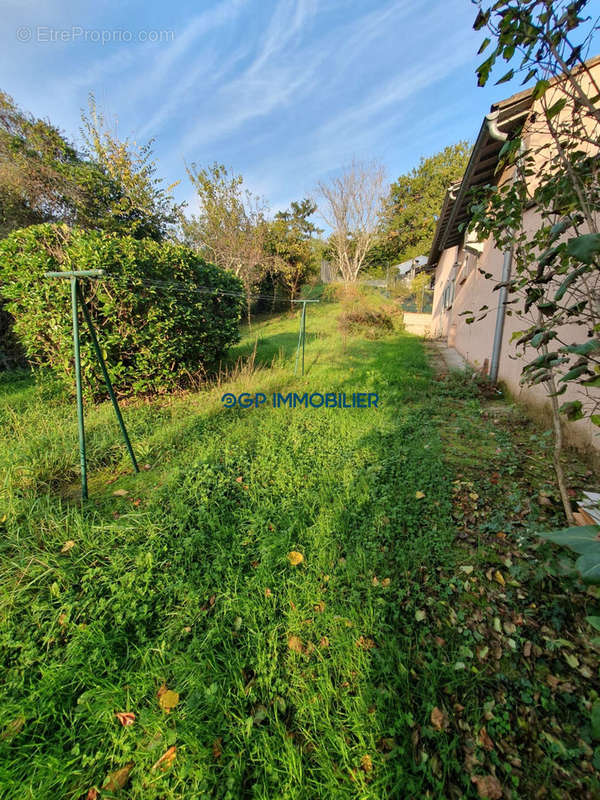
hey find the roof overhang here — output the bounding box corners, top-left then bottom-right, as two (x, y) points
(427, 86), (534, 266)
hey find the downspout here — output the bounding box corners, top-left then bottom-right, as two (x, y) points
(485, 111), (512, 384)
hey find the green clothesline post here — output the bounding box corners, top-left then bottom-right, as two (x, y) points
(44, 269), (139, 499)
(291, 299), (319, 376)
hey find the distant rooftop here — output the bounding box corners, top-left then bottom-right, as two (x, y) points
(392, 255), (428, 275)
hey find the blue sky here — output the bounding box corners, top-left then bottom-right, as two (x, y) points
(2, 0), (600, 217)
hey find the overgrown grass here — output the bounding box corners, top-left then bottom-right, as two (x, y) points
(0, 301), (598, 799)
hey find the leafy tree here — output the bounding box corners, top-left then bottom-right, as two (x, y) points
(184, 162), (271, 320)
(266, 199), (321, 304)
(80, 95), (181, 241)
(0, 90), (87, 236)
(469, 0), (600, 522)
(381, 142), (471, 264)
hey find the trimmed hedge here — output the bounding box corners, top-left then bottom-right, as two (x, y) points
(0, 224), (244, 397)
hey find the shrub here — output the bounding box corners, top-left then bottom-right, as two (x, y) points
(338, 307), (395, 339)
(0, 224), (244, 397)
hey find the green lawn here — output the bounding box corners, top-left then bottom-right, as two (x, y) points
(1, 300), (598, 799)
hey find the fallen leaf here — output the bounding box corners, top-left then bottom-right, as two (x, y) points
(360, 754), (373, 773)
(115, 711), (136, 727)
(264, 588), (272, 598)
(415, 609), (426, 622)
(471, 774), (502, 799)
(287, 551), (304, 566)
(494, 571), (505, 586)
(460, 565), (474, 575)
(158, 689), (179, 713)
(235, 476), (243, 483)
(1, 716), (25, 740)
(503, 621), (516, 635)
(212, 737), (222, 759)
(103, 762), (134, 791)
(319, 636), (329, 648)
(58, 613), (68, 627)
(415, 490), (426, 499)
(478, 727), (494, 751)
(314, 601), (325, 612)
(86, 790), (99, 800)
(381, 578), (391, 587)
(288, 635), (304, 653)
(523, 641), (532, 658)
(355, 635), (375, 650)
(60, 540), (75, 554)
(143, 463), (151, 470)
(372, 576), (379, 586)
(152, 745), (176, 772)
(431, 706), (448, 731)
(113, 489), (129, 497)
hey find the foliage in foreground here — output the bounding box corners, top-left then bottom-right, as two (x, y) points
(0, 224), (244, 398)
(0, 303), (599, 799)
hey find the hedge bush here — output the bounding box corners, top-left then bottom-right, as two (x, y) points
(0, 224), (244, 397)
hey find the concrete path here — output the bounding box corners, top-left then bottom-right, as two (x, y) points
(425, 341), (468, 375)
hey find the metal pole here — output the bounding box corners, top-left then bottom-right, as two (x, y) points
(76, 284), (139, 473)
(489, 246), (513, 384)
(294, 303), (304, 376)
(71, 277), (88, 500)
(301, 301), (306, 376)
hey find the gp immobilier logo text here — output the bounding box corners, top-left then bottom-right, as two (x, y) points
(221, 392), (379, 409)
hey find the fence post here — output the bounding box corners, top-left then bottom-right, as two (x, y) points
(70, 276), (88, 499)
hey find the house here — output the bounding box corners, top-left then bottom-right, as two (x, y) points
(389, 254), (428, 285)
(428, 60), (600, 457)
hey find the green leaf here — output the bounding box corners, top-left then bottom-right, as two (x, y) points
(496, 69), (515, 85)
(577, 550), (600, 584)
(559, 400), (583, 420)
(560, 340), (600, 356)
(545, 98), (567, 120)
(591, 415), (600, 427)
(538, 525), (600, 555)
(559, 365), (590, 383)
(586, 616), (600, 632)
(566, 234), (600, 264)
(473, 9), (490, 30)
(478, 37), (491, 54)
(533, 79), (550, 100)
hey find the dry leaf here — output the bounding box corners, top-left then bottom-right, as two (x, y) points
(86, 789), (99, 800)
(415, 490), (426, 499)
(381, 578), (391, 587)
(1, 716), (25, 740)
(212, 737), (222, 759)
(60, 540), (75, 554)
(288, 635), (304, 653)
(360, 754), (373, 773)
(113, 489), (129, 497)
(287, 551), (304, 566)
(152, 745), (176, 772)
(523, 641), (532, 658)
(355, 635), (375, 650)
(319, 636), (330, 648)
(235, 476), (243, 483)
(478, 727), (494, 751)
(471, 774), (502, 799)
(431, 706), (448, 731)
(415, 609), (426, 622)
(494, 571), (505, 586)
(264, 588), (272, 597)
(103, 762), (134, 791)
(314, 601), (325, 613)
(115, 711), (136, 727)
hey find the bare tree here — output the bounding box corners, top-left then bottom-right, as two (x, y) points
(317, 159), (386, 283)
